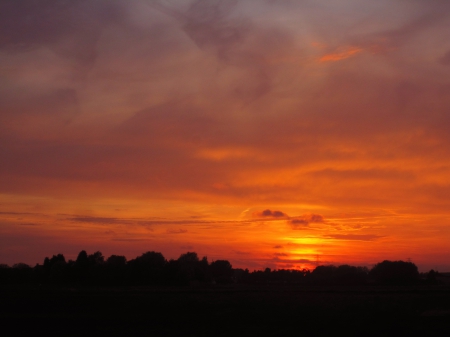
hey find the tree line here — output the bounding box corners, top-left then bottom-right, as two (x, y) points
(0, 250), (439, 286)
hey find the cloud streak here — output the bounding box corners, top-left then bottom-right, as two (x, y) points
(325, 234), (384, 242)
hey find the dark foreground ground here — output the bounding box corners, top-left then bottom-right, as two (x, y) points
(1, 284), (450, 336)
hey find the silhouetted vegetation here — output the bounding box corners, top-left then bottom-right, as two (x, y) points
(2, 253), (450, 336)
(0, 251), (443, 287)
(369, 260), (419, 285)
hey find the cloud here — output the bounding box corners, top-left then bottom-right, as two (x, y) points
(68, 216), (160, 227)
(149, 0), (296, 101)
(296, 259), (311, 264)
(344, 9), (450, 57)
(289, 218), (309, 229)
(289, 213), (324, 229)
(439, 50), (450, 66)
(0, 212), (36, 216)
(67, 215), (257, 229)
(253, 209), (288, 218)
(325, 234), (384, 241)
(0, 0), (127, 79)
(233, 250), (251, 255)
(70, 216), (130, 225)
(304, 214), (324, 223)
(166, 229), (188, 234)
(319, 46), (363, 62)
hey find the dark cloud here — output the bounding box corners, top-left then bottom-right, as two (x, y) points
(289, 218), (309, 229)
(149, 0), (295, 101)
(253, 209), (288, 218)
(0, 0), (126, 78)
(306, 214), (324, 223)
(150, 0), (249, 61)
(290, 214), (324, 229)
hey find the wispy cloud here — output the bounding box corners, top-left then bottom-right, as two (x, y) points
(166, 229), (188, 234)
(325, 234), (384, 241)
(319, 46), (363, 62)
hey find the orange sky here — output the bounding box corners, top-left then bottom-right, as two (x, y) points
(1, 0), (450, 271)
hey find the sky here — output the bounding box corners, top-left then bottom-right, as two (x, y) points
(1, 0), (450, 272)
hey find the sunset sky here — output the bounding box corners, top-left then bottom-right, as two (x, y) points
(1, 0), (450, 271)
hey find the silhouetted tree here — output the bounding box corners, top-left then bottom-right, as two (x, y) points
(10, 263), (33, 284)
(42, 254), (68, 284)
(334, 265), (368, 285)
(106, 255), (127, 266)
(176, 252), (199, 285)
(310, 265), (337, 285)
(88, 251), (104, 265)
(426, 269), (438, 284)
(0, 264), (10, 284)
(128, 251), (166, 285)
(74, 250), (90, 283)
(76, 250), (89, 266)
(1, 250), (436, 288)
(105, 255), (127, 285)
(210, 260), (233, 284)
(87, 251), (105, 284)
(167, 252), (210, 285)
(369, 260), (419, 285)
(233, 268), (249, 283)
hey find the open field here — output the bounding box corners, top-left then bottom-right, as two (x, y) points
(1, 285), (450, 336)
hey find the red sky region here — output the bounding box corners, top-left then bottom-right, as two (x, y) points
(1, 0), (450, 272)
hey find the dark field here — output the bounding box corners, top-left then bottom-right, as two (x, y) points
(1, 285), (450, 336)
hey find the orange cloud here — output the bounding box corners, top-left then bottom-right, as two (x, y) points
(319, 47), (363, 62)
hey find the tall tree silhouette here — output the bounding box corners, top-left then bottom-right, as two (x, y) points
(369, 260), (419, 285)
(210, 260), (233, 284)
(128, 251), (166, 285)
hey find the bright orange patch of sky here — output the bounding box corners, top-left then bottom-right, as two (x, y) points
(1, 0), (450, 272)
(319, 47), (363, 62)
